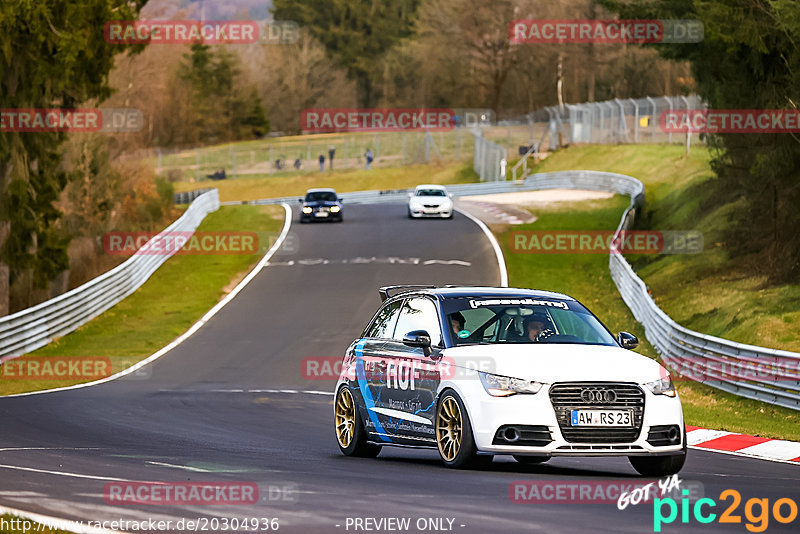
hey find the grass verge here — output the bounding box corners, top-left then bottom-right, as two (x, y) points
(173, 162), (478, 202)
(0, 204), (284, 396)
(500, 145), (800, 441)
(531, 143), (800, 351)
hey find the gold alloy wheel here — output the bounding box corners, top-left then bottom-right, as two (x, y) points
(436, 396), (463, 462)
(335, 388), (356, 448)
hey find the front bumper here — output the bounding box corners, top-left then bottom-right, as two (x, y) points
(446, 380), (685, 457)
(409, 207), (452, 218)
(301, 210), (341, 222)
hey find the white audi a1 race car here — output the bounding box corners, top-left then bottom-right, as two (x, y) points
(333, 286), (686, 475)
(407, 184), (454, 219)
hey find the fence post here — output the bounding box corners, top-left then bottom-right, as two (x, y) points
(681, 95), (692, 155)
(663, 96), (673, 144)
(646, 96), (657, 142)
(630, 98), (639, 143)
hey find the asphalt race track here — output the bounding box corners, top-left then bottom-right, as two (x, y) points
(1, 204), (799, 533)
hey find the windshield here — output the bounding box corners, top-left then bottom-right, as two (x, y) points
(416, 189), (446, 197)
(443, 297), (618, 347)
(305, 192), (337, 202)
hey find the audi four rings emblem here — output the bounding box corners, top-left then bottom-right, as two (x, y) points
(581, 388), (617, 403)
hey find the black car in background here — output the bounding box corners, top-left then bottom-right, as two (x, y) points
(299, 188), (343, 223)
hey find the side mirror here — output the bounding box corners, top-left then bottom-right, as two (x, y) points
(297, 198), (304, 203)
(448, 193), (454, 198)
(403, 330), (432, 356)
(337, 198), (343, 203)
(618, 332), (638, 350)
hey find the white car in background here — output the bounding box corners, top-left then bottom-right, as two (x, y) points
(408, 184), (454, 219)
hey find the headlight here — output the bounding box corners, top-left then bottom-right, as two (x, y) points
(330, 205), (341, 213)
(302, 206), (313, 214)
(478, 372), (543, 397)
(645, 375), (676, 397)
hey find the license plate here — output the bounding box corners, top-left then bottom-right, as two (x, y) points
(315, 211), (329, 217)
(571, 409), (632, 427)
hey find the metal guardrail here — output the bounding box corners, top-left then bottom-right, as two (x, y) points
(174, 188), (214, 204)
(578, 171), (800, 411)
(0, 189), (220, 362)
(229, 170), (800, 410)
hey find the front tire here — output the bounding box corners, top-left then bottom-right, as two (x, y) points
(334, 386), (381, 458)
(630, 428), (687, 476)
(629, 453), (686, 476)
(435, 391), (491, 468)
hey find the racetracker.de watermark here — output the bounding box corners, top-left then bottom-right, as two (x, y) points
(663, 356), (800, 384)
(509, 479), (703, 504)
(509, 19), (703, 44)
(104, 482), (257, 506)
(660, 109), (800, 133)
(510, 230), (703, 254)
(1, 356), (112, 381)
(301, 109), (456, 133)
(103, 231), (259, 256)
(104, 481), (298, 506)
(0, 108), (143, 133)
(301, 356), (495, 381)
(104, 20), (298, 44)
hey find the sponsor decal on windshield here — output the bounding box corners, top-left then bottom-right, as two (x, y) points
(468, 298), (569, 310)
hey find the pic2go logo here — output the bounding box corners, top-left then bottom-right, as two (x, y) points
(653, 489), (798, 532)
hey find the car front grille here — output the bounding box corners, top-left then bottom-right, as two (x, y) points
(549, 382), (644, 443)
(423, 204), (440, 208)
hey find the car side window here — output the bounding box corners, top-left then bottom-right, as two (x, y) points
(392, 297), (442, 347)
(364, 300), (403, 339)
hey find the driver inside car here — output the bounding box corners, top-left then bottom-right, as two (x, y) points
(511, 314), (555, 342)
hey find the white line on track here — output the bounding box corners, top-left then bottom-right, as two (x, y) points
(0, 447), (100, 452)
(456, 208), (508, 287)
(144, 461), (212, 472)
(0, 505), (129, 534)
(688, 445), (800, 466)
(206, 389), (333, 395)
(0, 464), (138, 482)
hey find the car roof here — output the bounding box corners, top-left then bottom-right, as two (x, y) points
(381, 285), (575, 302)
(414, 184), (447, 190)
(306, 188), (337, 193)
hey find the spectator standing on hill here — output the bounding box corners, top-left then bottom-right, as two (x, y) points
(328, 145), (335, 170)
(365, 148), (374, 170)
(319, 154), (325, 172)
